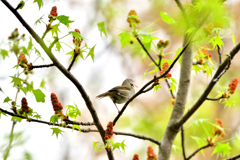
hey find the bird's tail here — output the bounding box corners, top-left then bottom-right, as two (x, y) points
(96, 92), (109, 99)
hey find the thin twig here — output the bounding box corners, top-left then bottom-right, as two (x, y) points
(63, 119), (95, 126)
(176, 41), (240, 128)
(181, 126), (187, 160)
(205, 97), (222, 101)
(224, 153), (240, 160)
(0, 107), (93, 127)
(3, 120), (17, 160)
(67, 54), (77, 71)
(113, 131), (161, 145)
(113, 41), (190, 126)
(29, 63), (54, 70)
(186, 144), (211, 160)
(217, 45), (222, 64)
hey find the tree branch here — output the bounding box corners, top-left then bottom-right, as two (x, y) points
(217, 45), (222, 64)
(67, 53), (77, 71)
(176, 41), (240, 128)
(113, 131), (161, 145)
(181, 126), (187, 160)
(113, 42), (190, 126)
(224, 154), (240, 160)
(29, 63), (54, 70)
(186, 144), (211, 160)
(1, 1), (114, 159)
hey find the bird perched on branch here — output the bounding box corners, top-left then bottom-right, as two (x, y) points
(96, 79), (137, 112)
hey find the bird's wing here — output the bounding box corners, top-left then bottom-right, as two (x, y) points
(108, 86), (132, 92)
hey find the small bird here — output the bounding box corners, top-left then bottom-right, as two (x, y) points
(96, 79), (137, 112)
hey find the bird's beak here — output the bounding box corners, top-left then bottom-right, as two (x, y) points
(133, 82), (138, 88)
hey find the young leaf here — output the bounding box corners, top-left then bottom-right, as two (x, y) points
(51, 24), (60, 37)
(40, 79), (45, 89)
(33, 0), (43, 10)
(0, 49), (9, 60)
(118, 32), (131, 48)
(27, 37), (33, 51)
(55, 41), (62, 52)
(86, 45), (96, 62)
(0, 110), (7, 119)
(50, 114), (60, 125)
(97, 21), (107, 37)
(11, 116), (23, 122)
(160, 11), (176, 24)
(72, 124), (81, 132)
(3, 97), (12, 103)
(212, 143), (231, 157)
(51, 128), (64, 139)
(65, 104), (81, 119)
(32, 89), (45, 103)
(34, 14), (45, 25)
(57, 15), (74, 28)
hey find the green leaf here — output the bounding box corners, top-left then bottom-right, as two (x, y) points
(10, 76), (24, 87)
(191, 136), (206, 147)
(65, 104), (81, 120)
(51, 128), (64, 139)
(212, 143), (231, 157)
(57, 15), (74, 28)
(40, 79), (45, 89)
(27, 37), (33, 51)
(55, 41), (62, 52)
(174, 46), (183, 64)
(72, 124), (81, 132)
(0, 110), (7, 119)
(86, 45), (96, 62)
(209, 36), (224, 50)
(17, 1), (25, 10)
(97, 21), (107, 37)
(3, 97), (12, 103)
(33, 0), (43, 10)
(34, 14), (45, 25)
(11, 116), (23, 122)
(111, 139), (127, 153)
(34, 48), (41, 56)
(33, 113), (42, 120)
(160, 11), (176, 24)
(50, 114), (60, 125)
(0, 49), (8, 60)
(118, 32), (131, 48)
(32, 89), (45, 103)
(51, 24), (60, 37)
(231, 31), (236, 46)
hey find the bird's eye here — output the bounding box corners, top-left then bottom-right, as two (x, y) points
(130, 83), (134, 87)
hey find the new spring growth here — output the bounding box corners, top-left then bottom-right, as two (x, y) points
(73, 29), (83, 55)
(127, 10), (141, 28)
(228, 77), (238, 94)
(157, 40), (169, 49)
(19, 97), (30, 115)
(195, 46), (212, 65)
(132, 154), (139, 160)
(51, 93), (64, 117)
(18, 53), (32, 75)
(8, 28), (19, 40)
(104, 121), (113, 140)
(207, 118), (225, 146)
(159, 62), (172, 78)
(147, 146), (157, 160)
(47, 6), (58, 29)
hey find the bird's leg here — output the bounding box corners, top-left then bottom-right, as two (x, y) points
(113, 102), (120, 113)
